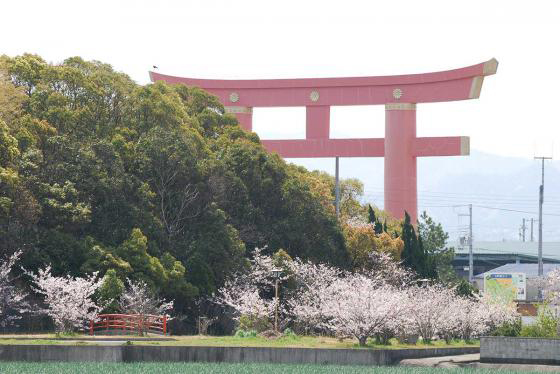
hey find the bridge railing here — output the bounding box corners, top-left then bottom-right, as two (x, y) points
(89, 314), (167, 335)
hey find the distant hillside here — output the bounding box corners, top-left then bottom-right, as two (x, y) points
(289, 150), (560, 241)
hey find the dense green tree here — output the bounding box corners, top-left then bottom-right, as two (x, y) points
(455, 279), (479, 298)
(367, 204), (384, 235)
(97, 269), (125, 313)
(368, 204), (375, 224)
(0, 54), (354, 328)
(208, 127), (349, 267)
(401, 212), (437, 279)
(418, 211), (456, 283)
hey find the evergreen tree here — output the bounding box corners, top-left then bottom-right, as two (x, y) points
(97, 269), (125, 313)
(418, 234), (437, 279)
(401, 212), (418, 271)
(368, 204), (376, 224)
(400, 212), (436, 279)
(418, 211), (455, 283)
(367, 205), (383, 234)
(374, 220), (383, 235)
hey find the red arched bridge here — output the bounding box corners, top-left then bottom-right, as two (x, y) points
(89, 314), (168, 335)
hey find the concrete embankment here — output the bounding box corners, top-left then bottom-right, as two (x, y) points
(0, 345), (479, 365)
(481, 336), (560, 365)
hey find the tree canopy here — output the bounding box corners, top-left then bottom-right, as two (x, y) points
(0, 54), (350, 321)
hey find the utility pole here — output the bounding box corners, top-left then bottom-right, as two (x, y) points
(521, 218), (526, 242)
(274, 277), (279, 333)
(469, 204), (473, 283)
(535, 156), (551, 277)
(531, 218), (534, 242)
(457, 205), (474, 283)
(335, 157), (340, 218)
(271, 268), (282, 333)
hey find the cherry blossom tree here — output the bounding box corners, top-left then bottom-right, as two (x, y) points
(384, 291), (417, 343)
(27, 266), (102, 333)
(403, 284), (458, 343)
(118, 279), (174, 335)
(317, 275), (404, 346)
(0, 250), (31, 328)
(478, 291), (519, 334)
(436, 295), (482, 343)
(216, 281), (275, 331)
(540, 268), (560, 313)
(285, 259), (342, 334)
(118, 279), (174, 316)
(215, 248), (517, 344)
(214, 249), (282, 331)
(239, 247), (292, 291)
(531, 268), (560, 336)
(366, 251), (414, 287)
(453, 296), (491, 341)
(414, 287), (518, 343)
(285, 255), (411, 345)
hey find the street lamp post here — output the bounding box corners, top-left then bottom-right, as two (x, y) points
(271, 268), (282, 333)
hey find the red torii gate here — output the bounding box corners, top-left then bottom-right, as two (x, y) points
(150, 59), (498, 224)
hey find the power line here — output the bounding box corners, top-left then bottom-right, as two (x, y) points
(361, 192), (560, 207)
(363, 196), (560, 216)
(361, 192), (560, 205)
(458, 246), (560, 260)
(362, 187), (560, 201)
(473, 205), (560, 217)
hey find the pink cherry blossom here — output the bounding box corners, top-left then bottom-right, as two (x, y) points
(214, 248), (517, 344)
(27, 266), (102, 333)
(0, 250), (31, 327)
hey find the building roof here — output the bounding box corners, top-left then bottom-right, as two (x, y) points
(474, 263), (560, 279)
(453, 241), (560, 261)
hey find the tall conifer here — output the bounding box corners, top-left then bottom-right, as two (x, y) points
(401, 212), (436, 279)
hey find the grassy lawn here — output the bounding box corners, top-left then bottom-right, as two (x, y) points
(131, 335), (478, 349)
(0, 362), (539, 374)
(0, 334), (478, 349)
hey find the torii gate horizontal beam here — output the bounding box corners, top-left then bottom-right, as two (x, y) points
(150, 59), (497, 107)
(262, 136), (469, 158)
(149, 59), (497, 224)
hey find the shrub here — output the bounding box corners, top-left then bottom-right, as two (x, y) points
(238, 314), (269, 333)
(520, 324), (543, 338)
(520, 309), (557, 338)
(234, 329), (257, 338)
(491, 319), (522, 337)
(282, 328), (297, 338)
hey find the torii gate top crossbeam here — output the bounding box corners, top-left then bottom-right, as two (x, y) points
(149, 59), (497, 223)
(149, 59), (497, 107)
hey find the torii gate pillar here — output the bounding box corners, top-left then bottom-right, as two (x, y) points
(385, 103), (418, 223)
(150, 59), (497, 224)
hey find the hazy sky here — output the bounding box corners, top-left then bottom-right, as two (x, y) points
(2, 0), (559, 159)
(3, 1), (560, 241)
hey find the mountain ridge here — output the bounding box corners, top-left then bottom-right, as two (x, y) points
(288, 150), (560, 241)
